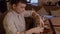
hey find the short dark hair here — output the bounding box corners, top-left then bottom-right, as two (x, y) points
(9, 0), (27, 5)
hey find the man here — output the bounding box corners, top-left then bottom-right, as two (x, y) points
(3, 0), (44, 34)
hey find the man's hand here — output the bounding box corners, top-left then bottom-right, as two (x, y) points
(28, 26), (44, 34)
(18, 26), (44, 34)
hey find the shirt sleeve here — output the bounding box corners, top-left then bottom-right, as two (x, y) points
(24, 10), (35, 17)
(3, 13), (18, 34)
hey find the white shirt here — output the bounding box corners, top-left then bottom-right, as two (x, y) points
(3, 10), (34, 34)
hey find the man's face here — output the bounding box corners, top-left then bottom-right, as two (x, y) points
(13, 2), (26, 13)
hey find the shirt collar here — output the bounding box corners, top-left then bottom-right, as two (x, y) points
(12, 10), (20, 16)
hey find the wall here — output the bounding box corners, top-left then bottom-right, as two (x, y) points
(38, 0), (58, 6)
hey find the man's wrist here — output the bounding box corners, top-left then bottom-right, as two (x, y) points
(17, 32), (20, 34)
(26, 30), (33, 34)
(24, 31), (26, 34)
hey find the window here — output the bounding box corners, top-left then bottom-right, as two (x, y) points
(27, 0), (38, 6)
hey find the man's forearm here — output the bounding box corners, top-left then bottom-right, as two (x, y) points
(18, 30), (33, 34)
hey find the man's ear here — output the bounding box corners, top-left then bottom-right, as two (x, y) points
(12, 4), (17, 9)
